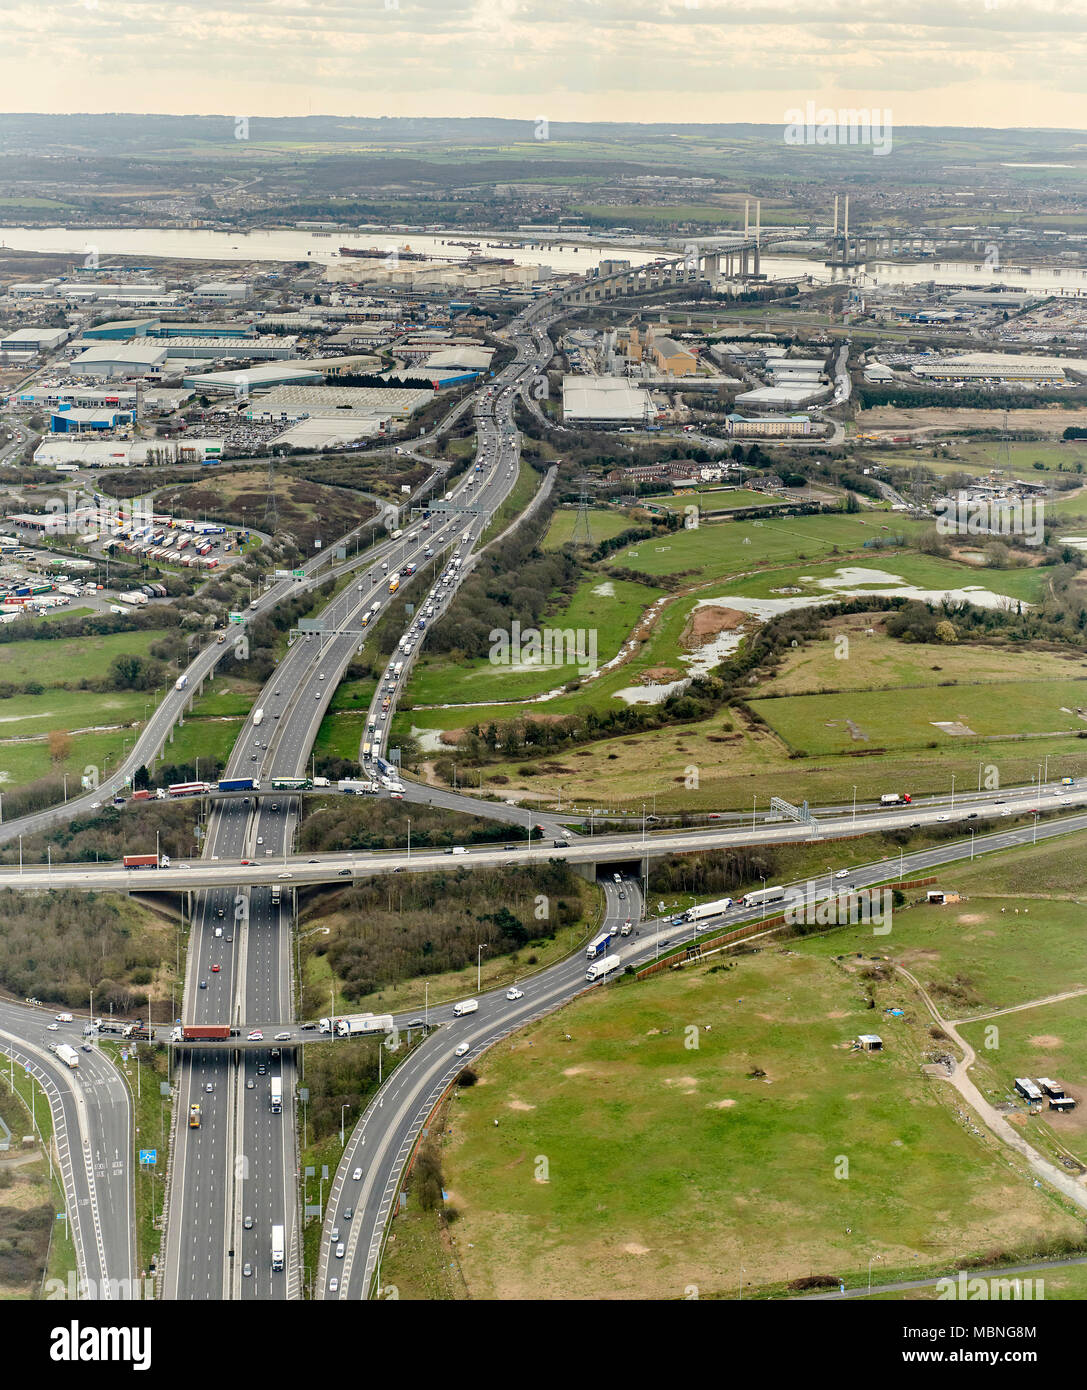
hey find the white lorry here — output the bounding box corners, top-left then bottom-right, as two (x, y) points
(56, 1044), (79, 1069)
(253, 708), (264, 727)
(271, 1224), (284, 1272)
(585, 954), (621, 983)
(452, 999), (479, 1018)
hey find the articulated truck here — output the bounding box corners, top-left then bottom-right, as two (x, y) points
(586, 931), (612, 960)
(189, 1104), (201, 1129)
(270, 1076), (282, 1113)
(170, 1025), (231, 1042)
(739, 885), (786, 909)
(879, 793), (912, 806)
(319, 1013), (395, 1038)
(585, 953), (621, 983)
(682, 897), (734, 924)
(271, 1224), (284, 1272)
(56, 1044), (79, 1069)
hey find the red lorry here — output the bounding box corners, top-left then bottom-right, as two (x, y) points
(181, 1025), (230, 1041)
(122, 854), (159, 870)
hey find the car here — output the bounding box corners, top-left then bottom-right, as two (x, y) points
(244, 1215), (253, 1230)
(301, 1023), (318, 1031)
(454, 1041), (470, 1058)
(352, 1166), (363, 1181)
(247, 1030), (263, 1040)
(329, 1277), (339, 1293)
(46, 1022), (59, 1031)
(331, 1226), (340, 1241)
(936, 814), (949, 822)
(257, 837), (264, 846)
(315, 692), (321, 699)
(407, 1019), (425, 1029)
(271, 1048), (280, 1058)
(211, 964), (221, 973)
(967, 812), (979, 820)
(241, 859), (251, 866)
(338, 868), (352, 877)
(217, 907), (225, 919)
(81, 1042), (93, 1052)
(226, 935), (234, 943)
(335, 1242), (345, 1259)
(506, 987), (524, 1001)
(242, 1262), (253, 1277)
(275, 1031), (291, 1041)
(271, 803), (279, 811)
(277, 872), (292, 880)
(1001, 809), (1013, 817)
(257, 1062), (267, 1075)
(199, 980), (207, 989)
(205, 1082), (213, 1093)
(55, 1012), (73, 1022)
(246, 1078), (255, 1088)
(319, 673), (325, 680)
(344, 1207), (353, 1221)
(252, 754), (258, 762)
(1062, 797), (1073, 805)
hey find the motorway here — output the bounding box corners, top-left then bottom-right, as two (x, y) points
(320, 876), (638, 1299)
(0, 999), (134, 1298)
(4, 779), (1084, 894)
(159, 290), (563, 1300)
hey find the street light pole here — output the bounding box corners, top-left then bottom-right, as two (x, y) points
(406, 816), (411, 864)
(852, 785), (857, 827)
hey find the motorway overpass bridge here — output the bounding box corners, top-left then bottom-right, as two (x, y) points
(561, 241), (762, 307)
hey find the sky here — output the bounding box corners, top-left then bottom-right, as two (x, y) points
(3, 0), (1087, 129)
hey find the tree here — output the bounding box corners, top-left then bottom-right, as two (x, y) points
(935, 619), (958, 644)
(47, 730), (71, 764)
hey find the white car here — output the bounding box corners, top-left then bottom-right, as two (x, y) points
(352, 1166), (363, 1181)
(335, 1242), (345, 1259)
(454, 1041), (470, 1058)
(834, 870), (848, 880)
(936, 814), (949, 822)
(329, 1277), (339, 1293)
(506, 988), (523, 1001)
(46, 1023), (59, 1032)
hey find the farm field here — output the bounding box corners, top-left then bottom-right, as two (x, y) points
(758, 621), (1084, 697)
(750, 678), (1087, 755)
(891, 439), (1087, 481)
(649, 487), (773, 513)
(405, 576), (663, 707)
(400, 948), (1080, 1300)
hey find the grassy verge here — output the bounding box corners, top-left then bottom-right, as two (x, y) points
(99, 1042), (172, 1279)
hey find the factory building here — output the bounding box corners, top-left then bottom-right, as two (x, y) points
(50, 407), (133, 433)
(183, 362), (325, 396)
(82, 317), (162, 341)
(735, 383), (827, 411)
(562, 375), (651, 425)
(70, 342), (169, 380)
(193, 281), (251, 304)
(0, 327), (69, 354)
(912, 353), (1069, 385)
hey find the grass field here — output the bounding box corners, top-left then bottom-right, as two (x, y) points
(398, 947), (1079, 1299)
(613, 511), (931, 583)
(650, 486), (780, 513)
(751, 678), (1087, 755)
(959, 996), (1087, 1174)
(0, 629), (169, 686)
(405, 576), (663, 707)
(892, 439), (1087, 482)
(758, 620), (1083, 697)
(543, 508), (632, 549)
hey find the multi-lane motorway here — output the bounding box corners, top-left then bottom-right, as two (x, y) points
(159, 292), (562, 1299)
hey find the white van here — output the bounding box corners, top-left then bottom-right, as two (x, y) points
(214, 926), (223, 938)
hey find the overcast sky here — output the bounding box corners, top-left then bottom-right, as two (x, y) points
(3, 0), (1086, 129)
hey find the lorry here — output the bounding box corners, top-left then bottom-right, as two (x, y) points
(452, 999), (479, 1018)
(322, 1013), (394, 1038)
(338, 779), (377, 795)
(253, 708), (264, 727)
(270, 1076), (282, 1114)
(683, 897), (734, 924)
(218, 778), (258, 792)
(585, 953), (621, 983)
(172, 1025), (231, 1042)
(189, 1104), (201, 1129)
(270, 885), (281, 907)
(879, 793), (912, 806)
(122, 854), (162, 870)
(168, 781), (212, 797)
(56, 1044), (79, 1069)
(131, 789), (151, 802)
(271, 1224), (284, 1273)
(739, 885), (786, 909)
(388, 576), (399, 593)
(586, 930), (613, 960)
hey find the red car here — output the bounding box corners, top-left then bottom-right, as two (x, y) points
(211, 964), (221, 973)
